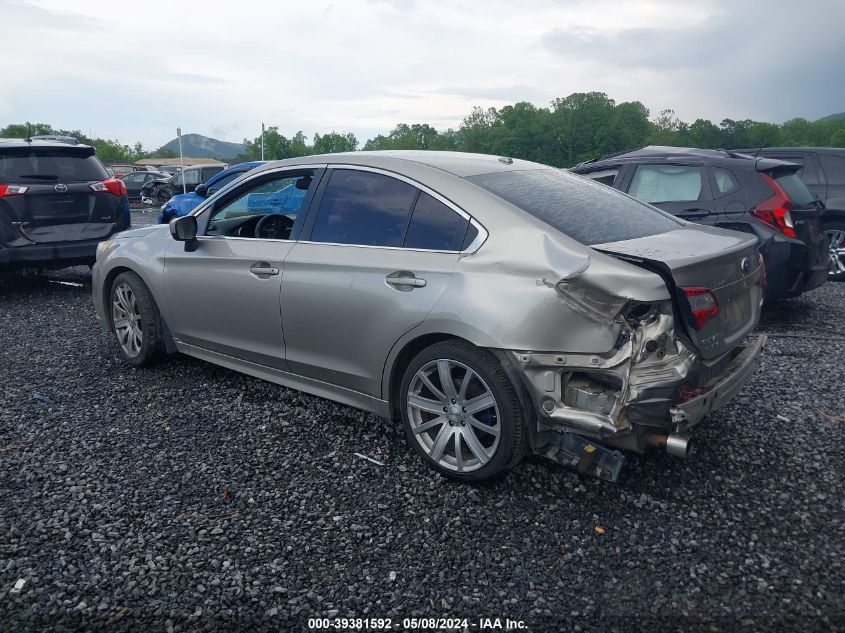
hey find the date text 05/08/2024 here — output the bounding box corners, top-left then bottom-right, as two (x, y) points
(307, 617), (528, 630)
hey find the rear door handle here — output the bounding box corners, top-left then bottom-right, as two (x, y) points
(250, 262), (279, 277)
(385, 271), (427, 290)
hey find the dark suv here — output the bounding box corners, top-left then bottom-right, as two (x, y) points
(734, 147), (845, 280)
(0, 138), (130, 271)
(571, 146), (827, 300)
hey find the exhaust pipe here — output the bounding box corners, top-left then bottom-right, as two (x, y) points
(645, 433), (694, 459)
(665, 434), (693, 459)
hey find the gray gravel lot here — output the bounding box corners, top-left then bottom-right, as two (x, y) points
(1, 224), (844, 631)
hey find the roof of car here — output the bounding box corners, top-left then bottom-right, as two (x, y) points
(571, 145), (796, 171)
(734, 147), (845, 155)
(0, 137), (94, 150)
(261, 150), (546, 178)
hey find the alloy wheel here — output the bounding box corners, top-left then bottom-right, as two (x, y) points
(826, 228), (845, 278)
(406, 359), (501, 473)
(112, 282), (143, 357)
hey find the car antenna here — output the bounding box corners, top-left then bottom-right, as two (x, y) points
(25, 123), (32, 143)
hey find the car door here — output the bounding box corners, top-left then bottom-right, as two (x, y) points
(162, 166), (322, 369)
(122, 173), (145, 196)
(281, 166), (475, 398)
(817, 154), (845, 209)
(623, 163), (716, 224)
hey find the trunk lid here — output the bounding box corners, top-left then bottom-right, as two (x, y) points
(596, 226), (763, 360)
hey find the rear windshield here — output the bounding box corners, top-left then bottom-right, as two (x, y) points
(773, 170), (815, 206)
(0, 148), (109, 183)
(466, 169), (682, 246)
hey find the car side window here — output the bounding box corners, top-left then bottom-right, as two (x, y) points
(583, 168), (619, 187)
(206, 171), (315, 240)
(182, 170), (201, 187)
(629, 165), (703, 203)
(819, 155), (845, 186)
(310, 169), (418, 247)
(202, 167), (223, 181)
(711, 168), (740, 197)
(207, 171), (242, 196)
(404, 192), (470, 251)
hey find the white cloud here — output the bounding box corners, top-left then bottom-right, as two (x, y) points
(0, 0), (840, 148)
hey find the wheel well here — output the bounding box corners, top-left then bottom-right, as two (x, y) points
(387, 333), (463, 420)
(101, 266), (134, 331)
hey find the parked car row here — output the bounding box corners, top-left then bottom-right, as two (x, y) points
(157, 161), (265, 223)
(139, 163), (226, 205)
(1, 134), (838, 482)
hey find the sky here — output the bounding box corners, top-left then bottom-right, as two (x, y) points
(1, 0), (843, 149)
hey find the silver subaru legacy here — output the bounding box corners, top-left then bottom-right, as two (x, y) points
(92, 151), (766, 482)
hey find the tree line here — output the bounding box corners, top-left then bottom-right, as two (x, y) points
(5, 92), (845, 167)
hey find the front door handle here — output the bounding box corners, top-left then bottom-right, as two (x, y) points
(385, 271), (427, 290)
(250, 262), (279, 277)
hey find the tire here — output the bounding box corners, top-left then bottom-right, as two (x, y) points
(154, 187), (170, 204)
(109, 271), (164, 367)
(824, 219), (845, 282)
(399, 340), (526, 481)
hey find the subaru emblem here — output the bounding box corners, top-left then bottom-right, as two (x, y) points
(740, 257), (751, 273)
(54, 183), (68, 193)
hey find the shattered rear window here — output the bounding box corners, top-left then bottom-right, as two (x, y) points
(467, 169), (682, 246)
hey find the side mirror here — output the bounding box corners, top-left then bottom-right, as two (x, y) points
(194, 183), (208, 197)
(169, 215), (199, 252)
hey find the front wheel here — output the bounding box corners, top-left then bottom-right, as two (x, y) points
(154, 187), (170, 205)
(824, 220), (845, 281)
(399, 340), (526, 481)
(110, 271), (164, 366)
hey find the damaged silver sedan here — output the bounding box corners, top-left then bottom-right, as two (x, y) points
(91, 151), (766, 482)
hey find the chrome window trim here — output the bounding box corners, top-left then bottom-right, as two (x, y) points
(196, 235), (294, 244)
(314, 164), (488, 254)
(188, 161), (489, 253)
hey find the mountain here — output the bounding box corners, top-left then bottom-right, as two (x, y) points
(817, 111), (845, 122)
(161, 133), (245, 160)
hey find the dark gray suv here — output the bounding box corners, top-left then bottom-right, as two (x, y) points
(0, 138), (131, 271)
(572, 146), (828, 300)
(735, 147), (845, 280)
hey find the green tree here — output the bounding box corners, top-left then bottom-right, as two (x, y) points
(312, 131), (358, 154)
(550, 92), (617, 165)
(684, 119), (722, 148)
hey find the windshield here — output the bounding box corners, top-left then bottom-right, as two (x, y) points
(0, 148), (109, 183)
(467, 169), (682, 246)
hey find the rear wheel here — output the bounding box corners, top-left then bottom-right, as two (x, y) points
(399, 340), (525, 481)
(824, 220), (845, 281)
(110, 271), (163, 366)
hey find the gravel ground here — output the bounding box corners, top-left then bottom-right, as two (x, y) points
(1, 236), (843, 631)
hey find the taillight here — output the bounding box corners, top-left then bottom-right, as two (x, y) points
(682, 287), (719, 330)
(752, 173), (797, 238)
(90, 178), (127, 197)
(0, 184), (28, 197)
(758, 254), (767, 288)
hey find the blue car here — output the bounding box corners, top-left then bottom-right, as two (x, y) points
(157, 161), (266, 223)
